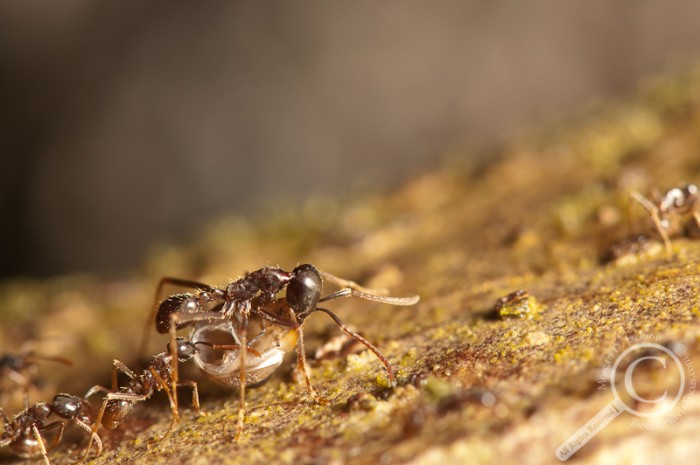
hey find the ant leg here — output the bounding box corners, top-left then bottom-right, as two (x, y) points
(84, 392), (146, 456)
(631, 191), (673, 258)
(319, 288), (420, 306)
(83, 358), (141, 429)
(166, 310), (231, 423)
(234, 314), (249, 442)
(150, 368), (180, 440)
(653, 214), (673, 259)
(168, 319), (181, 425)
(139, 277), (219, 357)
(31, 424), (51, 465)
(83, 397), (109, 459)
(4, 368), (32, 408)
(41, 422), (65, 453)
(72, 419), (102, 463)
(11, 370), (32, 409)
(294, 323), (324, 403)
(82, 384), (109, 459)
(6, 368), (30, 388)
(257, 309), (297, 328)
(25, 353), (74, 367)
(84, 385), (111, 400)
(176, 381), (204, 416)
(314, 307), (395, 385)
(112, 359), (139, 389)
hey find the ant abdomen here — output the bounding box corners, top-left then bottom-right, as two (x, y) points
(286, 264), (322, 318)
(156, 294), (198, 333)
(102, 399), (134, 430)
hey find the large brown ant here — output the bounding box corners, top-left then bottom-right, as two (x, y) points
(631, 183), (700, 257)
(143, 264), (419, 440)
(0, 393), (102, 465)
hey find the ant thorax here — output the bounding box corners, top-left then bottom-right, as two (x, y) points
(191, 300), (298, 387)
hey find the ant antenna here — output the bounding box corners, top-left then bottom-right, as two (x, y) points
(314, 307), (395, 384)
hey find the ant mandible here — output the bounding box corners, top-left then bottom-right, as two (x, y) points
(631, 183), (700, 257)
(142, 264), (419, 440)
(0, 393), (102, 465)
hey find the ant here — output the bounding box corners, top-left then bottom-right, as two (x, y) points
(631, 183), (700, 257)
(0, 393), (102, 465)
(0, 349), (73, 409)
(82, 337), (238, 456)
(142, 263), (419, 440)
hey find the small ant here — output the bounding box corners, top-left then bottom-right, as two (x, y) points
(631, 183), (700, 257)
(0, 350), (73, 408)
(143, 264), (419, 440)
(0, 393), (102, 465)
(82, 337), (219, 456)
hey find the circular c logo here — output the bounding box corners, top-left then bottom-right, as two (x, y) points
(610, 343), (685, 418)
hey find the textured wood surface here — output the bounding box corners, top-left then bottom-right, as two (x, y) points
(2, 68), (700, 465)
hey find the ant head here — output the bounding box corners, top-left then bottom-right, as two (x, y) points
(173, 337), (198, 361)
(52, 393), (91, 423)
(286, 264), (322, 319)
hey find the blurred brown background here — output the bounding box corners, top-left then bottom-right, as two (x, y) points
(2, 1), (700, 277)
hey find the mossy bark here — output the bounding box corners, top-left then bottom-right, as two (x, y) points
(3, 68), (700, 465)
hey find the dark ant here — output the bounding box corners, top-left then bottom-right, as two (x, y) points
(0, 350), (73, 408)
(0, 393), (102, 465)
(631, 183), (700, 257)
(82, 337), (230, 455)
(143, 264), (419, 440)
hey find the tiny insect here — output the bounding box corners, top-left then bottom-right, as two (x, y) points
(144, 264), (419, 440)
(0, 349), (73, 409)
(83, 337), (216, 456)
(493, 289), (541, 320)
(631, 183), (700, 257)
(0, 393), (102, 465)
(494, 290), (529, 312)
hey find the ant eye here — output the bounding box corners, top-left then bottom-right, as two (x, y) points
(287, 264), (322, 317)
